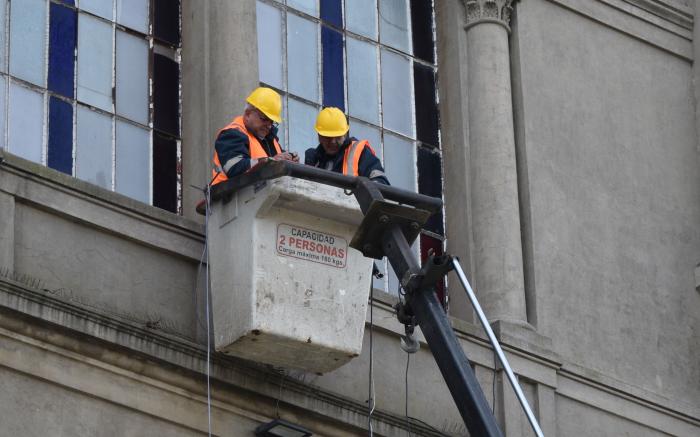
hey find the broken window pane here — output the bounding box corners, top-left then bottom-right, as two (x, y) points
(8, 82), (43, 164)
(76, 105), (113, 189)
(77, 13), (113, 112)
(152, 132), (178, 212)
(378, 0), (411, 54)
(116, 30), (149, 124)
(9, 0), (47, 87)
(287, 13), (319, 102)
(256, 1), (283, 90)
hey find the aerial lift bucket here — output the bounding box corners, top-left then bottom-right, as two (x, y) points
(207, 175), (373, 373)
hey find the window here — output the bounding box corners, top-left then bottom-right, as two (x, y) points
(0, 0), (182, 213)
(256, 0), (444, 297)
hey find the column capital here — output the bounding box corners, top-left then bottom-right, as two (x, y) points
(463, 0), (514, 32)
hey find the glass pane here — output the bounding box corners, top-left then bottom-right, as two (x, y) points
(256, 1), (283, 89)
(117, 0), (149, 34)
(116, 30), (148, 124)
(288, 0), (318, 17)
(116, 120), (150, 203)
(383, 132), (415, 191)
(287, 98), (317, 157)
(153, 132), (177, 212)
(0, 0), (7, 73)
(9, 0), (47, 87)
(346, 37), (379, 124)
(287, 13), (318, 102)
(8, 82), (44, 164)
(48, 97), (73, 175)
(381, 48), (412, 137)
(153, 53), (179, 136)
(322, 26), (344, 110)
(320, 0), (341, 27)
(77, 13), (113, 112)
(346, 0), (377, 39)
(48, 3), (77, 98)
(348, 120), (381, 161)
(410, 0), (433, 63)
(0, 75), (5, 150)
(80, 0), (114, 20)
(378, 0), (411, 54)
(76, 105), (113, 189)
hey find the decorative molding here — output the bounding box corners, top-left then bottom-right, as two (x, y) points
(463, 0), (515, 32)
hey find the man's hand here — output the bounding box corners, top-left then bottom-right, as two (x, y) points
(275, 151), (300, 163)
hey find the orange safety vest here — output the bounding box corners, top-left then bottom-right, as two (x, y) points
(211, 115), (282, 185)
(342, 140), (375, 176)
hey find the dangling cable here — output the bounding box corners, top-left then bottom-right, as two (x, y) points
(405, 352), (411, 437)
(368, 286), (375, 436)
(204, 183), (213, 437)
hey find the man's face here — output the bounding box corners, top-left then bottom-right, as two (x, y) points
(319, 134), (345, 156)
(244, 107), (275, 139)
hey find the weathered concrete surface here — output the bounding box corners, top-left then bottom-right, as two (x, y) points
(0, 190), (13, 270)
(181, 0), (259, 221)
(513, 0), (700, 407)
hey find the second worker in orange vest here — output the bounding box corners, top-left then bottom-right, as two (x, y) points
(305, 107), (389, 185)
(211, 87), (298, 186)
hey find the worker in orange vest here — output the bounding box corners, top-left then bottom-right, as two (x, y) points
(305, 107), (389, 185)
(211, 87), (298, 186)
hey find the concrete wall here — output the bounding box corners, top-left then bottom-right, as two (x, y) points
(511, 0), (700, 407)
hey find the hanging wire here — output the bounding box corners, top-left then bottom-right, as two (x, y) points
(204, 183), (213, 437)
(368, 286), (376, 436)
(405, 352), (412, 437)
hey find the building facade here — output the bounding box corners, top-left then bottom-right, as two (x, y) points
(0, 0), (699, 435)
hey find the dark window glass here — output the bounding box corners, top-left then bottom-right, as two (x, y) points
(48, 97), (74, 175)
(154, 0), (180, 45)
(48, 3), (76, 98)
(414, 63), (439, 147)
(418, 146), (443, 235)
(420, 233), (446, 307)
(322, 26), (344, 110)
(153, 53), (180, 136)
(410, 0), (434, 64)
(320, 0), (342, 28)
(153, 132), (178, 212)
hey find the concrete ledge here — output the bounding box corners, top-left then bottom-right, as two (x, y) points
(0, 150), (205, 261)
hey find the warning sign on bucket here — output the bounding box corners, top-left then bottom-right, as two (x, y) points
(276, 223), (347, 268)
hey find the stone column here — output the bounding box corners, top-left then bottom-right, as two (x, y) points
(463, 0), (527, 323)
(181, 1), (259, 221)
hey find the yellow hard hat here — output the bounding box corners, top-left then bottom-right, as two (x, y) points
(315, 107), (349, 137)
(246, 87), (282, 123)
